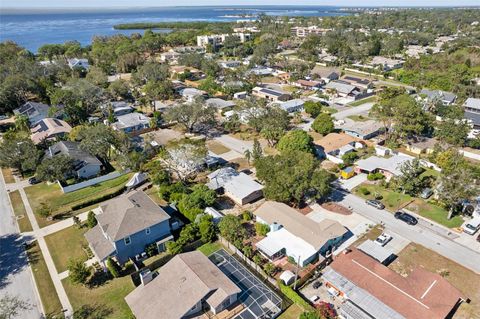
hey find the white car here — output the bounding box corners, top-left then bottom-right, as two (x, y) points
(375, 233), (393, 246)
(309, 295), (320, 303)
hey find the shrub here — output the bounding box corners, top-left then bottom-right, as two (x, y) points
(359, 187), (371, 196)
(311, 113), (334, 135)
(145, 243), (158, 257)
(71, 187), (125, 210)
(367, 172), (385, 181)
(67, 258), (90, 286)
(106, 257), (121, 278)
(263, 262), (277, 276)
(253, 254), (262, 265)
(279, 282), (314, 311)
(87, 211), (97, 228)
(255, 222), (270, 237)
(241, 211), (252, 221)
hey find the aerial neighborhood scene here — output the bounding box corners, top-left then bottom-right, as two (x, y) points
(1, 1), (480, 319)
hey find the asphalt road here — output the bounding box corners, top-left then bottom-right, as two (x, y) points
(330, 189), (480, 274)
(0, 175), (41, 318)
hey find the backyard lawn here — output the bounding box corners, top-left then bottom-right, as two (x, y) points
(26, 242), (63, 316)
(1, 167), (15, 183)
(278, 304), (304, 319)
(63, 275), (134, 319)
(347, 115), (371, 122)
(197, 241), (221, 256)
(44, 226), (89, 273)
(25, 173), (131, 227)
(390, 243), (480, 319)
(8, 190), (33, 232)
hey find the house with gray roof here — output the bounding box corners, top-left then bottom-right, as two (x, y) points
(205, 98), (236, 110)
(14, 101), (51, 125)
(47, 141), (102, 179)
(324, 80), (368, 100)
(276, 99), (305, 113)
(125, 251), (241, 319)
(67, 58), (89, 70)
(310, 65), (340, 83)
(419, 89), (457, 106)
(464, 98), (480, 128)
(85, 190), (172, 265)
(111, 112), (150, 134)
(252, 86), (291, 102)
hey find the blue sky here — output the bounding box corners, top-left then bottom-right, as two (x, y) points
(1, 0), (479, 8)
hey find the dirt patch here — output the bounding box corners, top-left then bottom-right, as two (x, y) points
(321, 202), (352, 215)
(298, 205), (313, 215)
(389, 243), (480, 319)
(206, 140), (231, 155)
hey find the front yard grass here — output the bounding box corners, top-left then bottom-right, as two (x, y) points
(206, 140), (231, 155)
(406, 199), (463, 228)
(44, 225), (89, 273)
(26, 241), (63, 315)
(350, 224), (384, 247)
(1, 167), (15, 183)
(347, 95), (377, 106)
(25, 173), (131, 227)
(353, 183), (413, 211)
(8, 190), (33, 232)
(63, 275), (134, 319)
(390, 243), (480, 319)
(197, 241), (221, 256)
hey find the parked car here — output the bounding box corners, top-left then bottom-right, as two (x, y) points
(420, 188), (433, 199)
(28, 177), (40, 185)
(394, 211), (418, 225)
(309, 295), (320, 303)
(462, 217), (480, 235)
(375, 233), (393, 246)
(313, 281), (322, 289)
(366, 199), (385, 210)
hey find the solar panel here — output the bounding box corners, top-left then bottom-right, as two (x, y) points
(261, 88), (283, 97)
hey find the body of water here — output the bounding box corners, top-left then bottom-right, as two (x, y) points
(0, 6), (347, 52)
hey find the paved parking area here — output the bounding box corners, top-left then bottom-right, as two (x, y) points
(382, 230), (411, 255)
(308, 204), (372, 232)
(209, 249), (282, 319)
(337, 174), (367, 191)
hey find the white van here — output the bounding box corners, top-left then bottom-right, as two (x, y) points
(462, 217), (480, 235)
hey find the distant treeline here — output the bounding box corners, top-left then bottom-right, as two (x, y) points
(113, 21), (232, 30)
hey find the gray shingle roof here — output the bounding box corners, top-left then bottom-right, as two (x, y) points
(97, 190), (170, 241)
(48, 141), (101, 169)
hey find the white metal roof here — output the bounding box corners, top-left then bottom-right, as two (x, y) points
(357, 240), (394, 263)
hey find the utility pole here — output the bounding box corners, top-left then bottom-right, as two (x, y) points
(293, 255), (301, 290)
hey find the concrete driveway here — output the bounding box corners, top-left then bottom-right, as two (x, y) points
(214, 135), (253, 155)
(338, 174), (367, 191)
(332, 102), (374, 120)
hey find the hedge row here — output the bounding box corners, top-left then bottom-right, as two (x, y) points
(70, 187), (126, 211)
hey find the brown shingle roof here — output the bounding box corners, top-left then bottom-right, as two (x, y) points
(314, 133), (359, 153)
(97, 190), (170, 241)
(253, 201), (347, 251)
(329, 248), (464, 319)
(125, 251), (241, 319)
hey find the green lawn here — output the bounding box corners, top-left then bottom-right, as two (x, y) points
(8, 190), (33, 232)
(278, 304), (304, 319)
(197, 241), (221, 256)
(26, 242), (63, 316)
(348, 96), (377, 106)
(63, 275), (134, 319)
(353, 183), (413, 211)
(44, 226), (89, 273)
(25, 174), (131, 227)
(407, 199), (463, 228)
(2, 167), (15, 183)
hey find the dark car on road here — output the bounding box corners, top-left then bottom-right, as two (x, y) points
(366, 199), (385, 210)
(28, 177), (40, 185)
(394, 211), (418, 225)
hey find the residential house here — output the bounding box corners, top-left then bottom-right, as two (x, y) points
(85, 190), (172, 265)
(355, 154), (413, 181)
(67, 58), (89, 70)
(219, 60), (242, 69)
(14, 101), (51, 125)
(111, 112), (150, 134)
(125, 251), (241, 319)
(370, 56), (405, 71)
(323, 248), (464, 319)
(419, 89), (457, 106)
(324, 81), (365, 100)
(102, 101), (134, 117)
(254, 201), (348, 266)
(336, 119), (384, 140)
(180, 88), (207, 102)
(47, 141), (102, 179)
(340, 76), (374, 91)
(172, 45), (205, 54)
(30, 118), (72, 144)
(313, 133), (363, 164)
(405, 137), (449, 155)
(159, 51), (181, 64)
(276, 99), (305, 113)
(252, 87), (291, 102)
(291, 26), (331, 37)
(206, 98), (236, 110)
(318, 51), (338, 64)
(249, 66), (274, 76)
(310, 65), (340, 83)
(463, 98), (480, 129)
(293, 79), (323, 90)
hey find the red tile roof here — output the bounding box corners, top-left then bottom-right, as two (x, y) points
(330, 248), (464, 319)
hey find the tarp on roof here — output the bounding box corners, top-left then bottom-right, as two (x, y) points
(126, 172), (147, 188)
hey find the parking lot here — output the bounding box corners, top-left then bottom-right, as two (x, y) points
(209, 249), (283, 319)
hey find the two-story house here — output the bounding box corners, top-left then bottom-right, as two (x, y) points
(85, 190), (172, 265)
